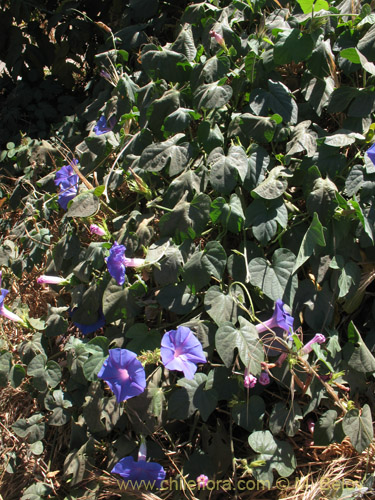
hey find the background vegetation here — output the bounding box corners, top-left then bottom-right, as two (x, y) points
(1, 0), (375, 499)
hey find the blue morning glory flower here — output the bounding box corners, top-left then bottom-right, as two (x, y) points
(93, 115), (116, 135)
(111, 456), (166, 488)
(105, 241), (127, 286)
(160, 326), (207, 379)
(367, 143), (375, 166)
(97, 348), (146, 403)
(54, 160), (79, 210)
(72, 309), (106, 335)
(255, 299), (294, 338)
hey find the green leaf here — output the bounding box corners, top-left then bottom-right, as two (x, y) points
(157, 283), (199, 314)
(168, 373), (218, 421)
(164, 107), (197, 133)
(0, 352), (12, 387)
(343, 405), (374, 453)
(183, 241), (227, 292)
(27, 354), (61, 391)
(21, 482), (52, 500)
(9, 364), (26, 388)
(12, 413), (45, 444)
(252, 165), (291, 199)
(232, 396), (265, 432)
(210, 194), (245, 233)
(198, 121), (224, 153)
(248, 430), (296, 486)
(343, 322), (375, 373)
(141, 48), (191, 83)
(228, 113), (277, 145)
(285, 120), (317, 159)
(83, 354), (107, 382)
(125, 324), (161, 353)
(269, 402), (303, 437)
(314, 409), (339, 445)
(306, 177), (338, 223)
(243, 145), (270, 190)
(204, 285), (239, 326)
(215, 317), (264, 372)
(102, 280), (143, 323)
(29, 441), (44, 456)
(302, 76), (335, 117)
(159, 193), (210, 243)
(274, 29), (314, 65)
(245, 198), (287, 245)
(249, 248), (298, 304)
(297, 0), (329, 14)
(194, 82), (233, 110)
(66, 191), (100, 217)
(208, 146), (248, 194)
(170, 24), (196, 61)
(138, 134), (190, 176)
(45, 390), (72, 426)
(293, 212), (326, 273)
(163, 170), (201, 208)
(349, 197), (374, 243)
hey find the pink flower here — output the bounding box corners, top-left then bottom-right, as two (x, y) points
(90, 224), (106, 236)
(244, 369), (257, 389)
(259, 372), (270, 386)
(197, 474), (209, 488)
(307, 419), (315, 434)
(302, 334), (326, 354)
(209, 30), (226, 48)
(37, 275), (66, 285)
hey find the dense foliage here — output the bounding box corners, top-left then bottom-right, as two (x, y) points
(1, 0), (375, 499)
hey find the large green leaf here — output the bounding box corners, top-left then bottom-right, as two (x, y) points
(208, 146), (248, 194)
(215, 317), (264, 372)
(159, 193), (210, 242)
(343, 322), (375, 373)
(274, 29), (314, 65)
(168, 373), (218, 421)
(248, 430), (296, 486)
(204, 285), (240, 326)
(293, 212), (326, 273)
(245, 198), (287, 245)
(27, 354), (61, 391)
(269, 402), (303, 437)
(210, 194), (245, 233)
(12, 413), (46, 444)
(306, 177), (338, 223)
(102, 280), (143, 323)
(66, 191), (100, 218)
(285, 120), (317, 160)
(249, 248), (298, 304)
(183, 241), (227, 292)
(343, 405), (374, 453)
(232, 396), (265, 432)
(138, 134), (190, 176)
(228, 113), (277, 144)
(252, 165), (292, 199)
(141, 48), (191, 83)
(194, 82), (233, 110)
(157, 283), (199, 314)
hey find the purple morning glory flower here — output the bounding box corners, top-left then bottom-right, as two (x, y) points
(90, 224), (106, 236)
(160, 326), (206, 379)
(97, 348), (146, 403)
(93, 115), (116, 135)
(367, 144), (375, 166)
(255, 300), (294, 338)
(105, 241), (145, 286)
(111, 456), (166, 488)
(0, 272), (23, 323)
(244, 369), (257, 389)
(54, 160), (79, 210)
(106, 241), (127, 285)
(258, 371), (270, 386)
(302, 333), (326, 354)
(72, 310), (106, 335)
